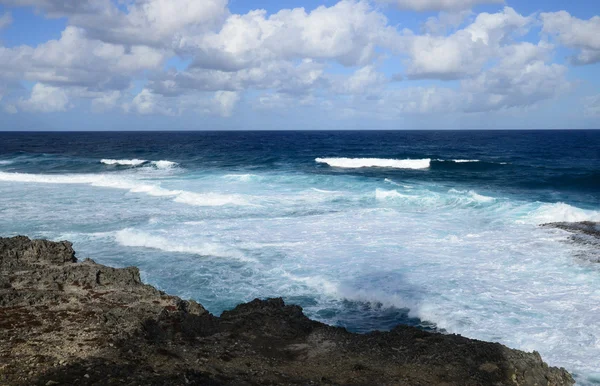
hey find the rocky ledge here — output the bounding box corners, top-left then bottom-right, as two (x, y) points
(0, 236), (573, 385)
(542, 221), (600, 261)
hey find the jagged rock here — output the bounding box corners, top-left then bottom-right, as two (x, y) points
(542, 221), (600, 261)
(0, 236), (574, 386)
(542, 221), (600, 240)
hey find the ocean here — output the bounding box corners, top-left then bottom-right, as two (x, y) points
(1, 130), (599, 384)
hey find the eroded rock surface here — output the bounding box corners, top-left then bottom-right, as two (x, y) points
(0, 236), (574, 385)
(542, 221), (600, 261)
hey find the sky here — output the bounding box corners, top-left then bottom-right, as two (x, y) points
(0, 0), (598, 130)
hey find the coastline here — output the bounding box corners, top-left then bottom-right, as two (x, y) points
(0, 235), (574, 385)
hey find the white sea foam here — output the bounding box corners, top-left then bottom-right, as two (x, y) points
(150, 160), (178, 169)
(448, 189), (495, 203)
(452, 159), (480, 163)
(223, 174), (258, 182)
(0, 171), (249, 207)
(311, 188), (341, 194)
(101, 159), (178, 169)
(174, 192), (250, 207)
(114, 228), (252, 261)
(101, 159), (147, 166)
(0, 160), (13, 165)
(282, 273), (341, 297)
(316, 158), (431, 169)
(522, 202), (600, 224)
(376, 188), (495, 207)
(4, 167), (600, 383)
(375, 189), (411, 201)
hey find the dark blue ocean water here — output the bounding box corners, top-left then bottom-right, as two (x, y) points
(1, 130), (599, 382)
(1, 130), (599, 207)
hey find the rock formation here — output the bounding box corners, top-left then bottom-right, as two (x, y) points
(0, 236), (574, 385)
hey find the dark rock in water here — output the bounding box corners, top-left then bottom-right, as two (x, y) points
(541, 222), (600, 261)
(0, 236), (574, 385)
(542, 221), (600, 239)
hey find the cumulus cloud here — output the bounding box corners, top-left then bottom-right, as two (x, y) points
(375, 0), (503, 12)
(91, 91), (122, 113)
(126, 88), (174, 116)
(541, 11), (600, 65)
(400, 7), (532, 80)
(0, 0), (228, 47)
(0, 0), (585, 123)
(210, 91), (240, 117)
(0, 26), (166, 91)
(187, 1), (396, 70)
(17, 83), (71, 112)
(335, 65), (388, 94)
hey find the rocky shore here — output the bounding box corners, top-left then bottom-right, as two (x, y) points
(0, 236), (574, 385)
(542, 221), (600, 261)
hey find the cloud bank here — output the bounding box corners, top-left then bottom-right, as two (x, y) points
(0, 0), (597, 127)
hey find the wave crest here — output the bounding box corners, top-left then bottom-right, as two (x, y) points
(524, 202), (600, 224)
(316, 158), (431, 170)
(101, 159), (179, 169)
(101, 159), (147, 166)
(114, 229), (252, 261)
(0, 171), (250, 207)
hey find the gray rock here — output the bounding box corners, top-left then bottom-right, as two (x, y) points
(0, 236), (574, 386)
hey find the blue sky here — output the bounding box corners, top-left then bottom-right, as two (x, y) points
(0, 0), (598, 130)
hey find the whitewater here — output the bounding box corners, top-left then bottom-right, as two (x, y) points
(1, 130), (599, 384)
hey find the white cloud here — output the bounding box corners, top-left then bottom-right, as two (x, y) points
(541, 11), (600, 65)
(91, 91), (121, 113)
(399, 7), (532, 80)
(127, 88), (174, 116)
(423, 10), (473, 35)
(0, 0), (228, 47)
(18, 83), (71, 112)
(210, 91), (240, 117)
(187, 1), (397, 69)
(0, 0), (581, 122)
(0, 11), (12, 29)
(336, 65), (388, 94)
(0, 26), (166, 92)
(375, 0), (503, 12)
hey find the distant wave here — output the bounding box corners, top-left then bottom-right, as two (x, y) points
(151, 160), (178, 169)
(101, 159), (147, 166)
(114, 228), (253, 262)
(0, 161), (13, 166)
(101, 159), (178, 169)
(0, 171), (249, 207)
(375, 188), (496, 208)
(430, 159), (508, 171)
(316, 158), (431, 170)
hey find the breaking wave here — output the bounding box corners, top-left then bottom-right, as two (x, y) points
(316, 158), (431, 169)
(101, 159), (147, 166)
(101, 159), (178, 169)
(114, 228), (252, 261)
(521, 202), (600, 224)
(0, 171), (249, 207)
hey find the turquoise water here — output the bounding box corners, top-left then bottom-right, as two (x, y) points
(1, 130), (599, 383)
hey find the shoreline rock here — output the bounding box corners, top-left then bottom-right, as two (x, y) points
(542, 221), (600, 261)
(0, 236), (574, 385)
